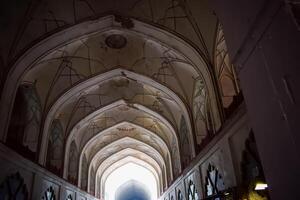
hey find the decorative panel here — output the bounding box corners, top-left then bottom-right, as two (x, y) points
(0, 172), (28, 200)
(177, 189), (184, 200)
(46, 119), (64, 176)
(81, 154), (88, 191)
(6, 84), (42, 160)
(204, 164), (225, 197)
(179, 116), (191, 169)
(192, 78), (210, 145)
(187, 180), (199, 200)
(42, 186), (55, 200)
(68, 141), (79, 184)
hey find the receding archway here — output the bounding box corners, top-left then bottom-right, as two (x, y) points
(0, 16), (222, 161)
(0, 14), (224, 197)
(104, 163), (157, 200)
(115, 180), (151, 200)
(96, 151), (164, 198)
(84, 137), (169, 188)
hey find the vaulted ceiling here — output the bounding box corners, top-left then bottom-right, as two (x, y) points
(17, 16), (219, 195)
(0, 1), (241, 198)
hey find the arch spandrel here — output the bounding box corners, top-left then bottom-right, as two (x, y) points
(213, 24), (240, 109)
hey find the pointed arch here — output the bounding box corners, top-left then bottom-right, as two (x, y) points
(100, 157), (160, 199)
(82, 137), (169, 188)
(62, 99), (180, 179)
(46, 69), (192, 168)
(95, 151), (163, 198)
(75, 121), (174, 183)
(0, 16), (222, 164)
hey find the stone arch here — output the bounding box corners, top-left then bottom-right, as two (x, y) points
(0, 16), (222, 162)
(95, 153), (163, 198)
(83, 137), (169, 188)
(48, 69), (190, 169)
(77, 121), (172, 182)
(62, 99), (180, 179)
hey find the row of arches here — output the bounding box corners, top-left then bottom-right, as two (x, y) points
(0, 16), (241, 198)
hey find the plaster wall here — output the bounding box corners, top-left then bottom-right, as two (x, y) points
(161, 105), (250, 200)
(0, 143), (98, 200)
(210, 0), (300, 199)
(0, 103), (255, 200)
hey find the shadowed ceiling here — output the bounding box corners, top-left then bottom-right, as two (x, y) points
(0, 1), (241, 199)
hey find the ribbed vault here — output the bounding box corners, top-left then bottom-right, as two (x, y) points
(87, 137), (167, 181)
(78, 121), (171, 185)
(61, 97), (181, 180)
(96, 153), (162, 197)
(1, 14), (227, 199)
(79, 134), (172, 188)
(84, 137), (166, 198)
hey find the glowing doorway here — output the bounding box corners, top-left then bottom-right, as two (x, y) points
(104, 162), (157, 200)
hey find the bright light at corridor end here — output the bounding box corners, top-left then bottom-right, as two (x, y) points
(105, 163), (157, 200)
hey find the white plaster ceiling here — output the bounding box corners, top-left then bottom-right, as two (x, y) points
(2, 9), (222, 196)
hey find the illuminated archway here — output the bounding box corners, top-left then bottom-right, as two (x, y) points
(104, 162), (157, 200)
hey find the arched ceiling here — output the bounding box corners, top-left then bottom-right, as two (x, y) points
(77, 121), (173, 174)
(82, 133), (172, 183)
(16, 17), (219, 194)
(80, 121), (171, 160)
(64, 98), (179, 150)
(0, 5), (225, 197)
(28, 27), (208, 183)
(87, 137), (169, 181)
(1, 0), (217, 66)
(96, 153), (163, 196)
(23, 29), (199, 106)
